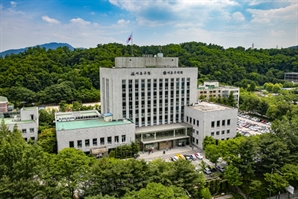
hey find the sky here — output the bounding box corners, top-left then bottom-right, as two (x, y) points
(0, 0), (297, 52)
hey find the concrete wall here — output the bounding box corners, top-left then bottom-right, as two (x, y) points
(56, 122), (135, 152)
(115, 57), (179, 68)
(7, 121), (38, 141)
(184, 105), (238, 149)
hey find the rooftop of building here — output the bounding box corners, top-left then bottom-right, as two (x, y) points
(22, 107), (37, 111)
(3, 118), (36, 125)
(56, 118), (133, 131)
(0, 96), (8, 102)
(197, 85), (239, 90)
(187, 101), (233, 112)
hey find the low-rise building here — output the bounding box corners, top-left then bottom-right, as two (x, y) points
(0, 96), (8, 113)
(197, 81), (239, 107)
(55, 110), (135, 154)
(184, 101), (238, 149)
(1, 107), (39, 141)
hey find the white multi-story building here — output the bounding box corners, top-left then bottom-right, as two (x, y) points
(0, 96), (8, 113)
(55, 110), (135, 154)
(197, 81), (239, 106)
(1, 107), (39, 141)
(100, 54), (197, 151)
(184, 101), (238, 149)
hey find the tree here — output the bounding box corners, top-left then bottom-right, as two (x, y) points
(123, 182), (188, 199)
(202, 136), (216, 149)
(38, 128), (57, 153)
(224, 165), (242, 187)
(227, 91), (237, 107)
(204, 144), (220, 167)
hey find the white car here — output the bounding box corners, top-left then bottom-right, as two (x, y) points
(204, 167), (212, 175)
(195, 153), (203, 160)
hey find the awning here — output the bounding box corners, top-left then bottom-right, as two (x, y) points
(91, 147), (108, 155)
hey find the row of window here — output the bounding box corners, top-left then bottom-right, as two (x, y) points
(22, 128), (35, 133)
(69, 135), (126, 148)
(24, 137), (35, 142)
(186, 116), (199, 126)
(192, 137), (230, 145)
(211, 119), (230, 128)
(211, 130), (230, 136)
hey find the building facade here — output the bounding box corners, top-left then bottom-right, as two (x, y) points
(100, 55), (198, 151)
(184, 101), (238, 149)
(1, 107), (39, 141)
(0, 96), (8, 113)
(284, 72), (298, 83)
(55, 110), (135, 153)
(197, 81), (240, 107)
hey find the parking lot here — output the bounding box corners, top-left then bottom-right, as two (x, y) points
(237, 112), (271, 136)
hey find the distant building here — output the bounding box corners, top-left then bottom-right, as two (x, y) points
(184, 101), (238, 149)
(100, 54), (197, 151)
(1, 107), (39, 141)
(284, 72), (298, 83)
(197, 81), (239, 107)
(55, 110), (135, 154)
(0, 96), (8, 113)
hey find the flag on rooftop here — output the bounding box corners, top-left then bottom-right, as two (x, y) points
(126, 33), (132, 44)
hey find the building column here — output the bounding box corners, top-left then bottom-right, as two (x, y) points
(154, 132), (156, 140)
(173, 129), (175, 137)
(141, 134), (143, 142)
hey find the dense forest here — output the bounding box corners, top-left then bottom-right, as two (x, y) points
(0, 42), (298, 106)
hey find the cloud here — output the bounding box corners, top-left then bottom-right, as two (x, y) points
(42, 15), (60, 24)
(10, 1), (17, 8)
(232, 12), (245, 22)
(117, 19), (130, 25)
(70, 18), (91, 25)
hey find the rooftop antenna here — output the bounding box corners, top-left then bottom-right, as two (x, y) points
(252, 43), (254, 49)
(159, 45), (162, 53)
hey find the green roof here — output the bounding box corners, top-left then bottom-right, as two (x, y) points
(0, 96), (8, 102)
(22, 107), (37, 111)
(56, 118), (133, 131)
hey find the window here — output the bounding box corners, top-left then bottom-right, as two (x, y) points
(24, 138), (27, 142)
(192, 129), (195, 134)
(227, 130), (230, 134)
(69, 141), (74, 148)
(216, 131), (220, 135)
(190, 117), (192, 124)
(115, 136), (119, 143)
(192, 137), (195, 143)
(222, 120), (225, 126)
(196, 139), (198, 144)
(197, 120), (199, 126)
(31, 137), (35, 141)
(227, 119), (230, 125)
(22, 129), (27, 134)
(211, 132), (214, 136)
(93, 138), (97, 146)
(222, 130), (225, 135)
(100, 137), (105, 145)
(196, 130), (199, 135)
(108, 137), (112, 144)
(85, 139), (90, 147)
(77, 140), (82, 148)
(193, 119), (195, 125)
(211, 121), (215, 128)
(217, 120), (220, 127)
(30, 128), (34, 133)
(122, 135), (126, 143)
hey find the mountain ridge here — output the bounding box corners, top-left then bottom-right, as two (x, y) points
(0, 42), (75, 57)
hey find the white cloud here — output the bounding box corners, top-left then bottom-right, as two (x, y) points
(117, 19), (130, 25)
(232, 12), (245, 22)
(42, 15), (60, 24)
(70, 18), (91, 25)
(10, 1), (16, 8)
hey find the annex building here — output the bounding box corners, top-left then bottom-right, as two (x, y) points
(197, 81), (240, 107)
(0, 107), (39, 141)
(55, 110), (135, 154)
(184, 101), (237, 149)
(100, 54), (197, 151)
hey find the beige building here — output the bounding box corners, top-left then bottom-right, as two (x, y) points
(0, 96), (8, 113)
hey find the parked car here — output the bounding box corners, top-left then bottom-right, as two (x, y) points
(194, 153), (203, 160)
(184, 155), (193, 161)
(204, 167), (212, 175)
(170, 156), (179, 161)
(216, 165), (225, 173)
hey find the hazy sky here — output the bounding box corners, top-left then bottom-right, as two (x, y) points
(0, 0), (297, 52)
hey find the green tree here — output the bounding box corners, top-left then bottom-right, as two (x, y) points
(224, 165), (242, 187)
(38, 128), (57, 153)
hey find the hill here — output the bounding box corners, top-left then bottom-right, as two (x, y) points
(0, 42), (74, 57)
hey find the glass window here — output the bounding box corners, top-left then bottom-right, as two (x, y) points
(211, 132), (214, 136)
(22, 129), (27, 134)
(227, 119), (231, 125)
(190, 117), (192, 124)
(31, 137), (35, 141)
(186, 116), (189, 122)
(100, 137), (105, 145)
(85, 139), (90, 147)
(77, 140), (82, 148)
(108, 137), (112, 144)
(222, 130), (225, 134)
(93, 138), (97, 146)
(197, 120), (199, 126)
(69, 141), (74, 148)
(211, 121), (215, 128)
(217, 120), (220, 127)
(122, 135), (126, 143)
(192, 137), (195, 143)
(216, 131), (220, 135)
(115, 136), (119, 144)
(227, 130), (230, 134)
(196, 130), (199, 135)
(222, 120), (225, 126)
(30, 128), (34, 133)
(196, 139), (198, 144)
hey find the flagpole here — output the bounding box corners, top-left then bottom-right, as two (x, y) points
(131, 31), (133, 57)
